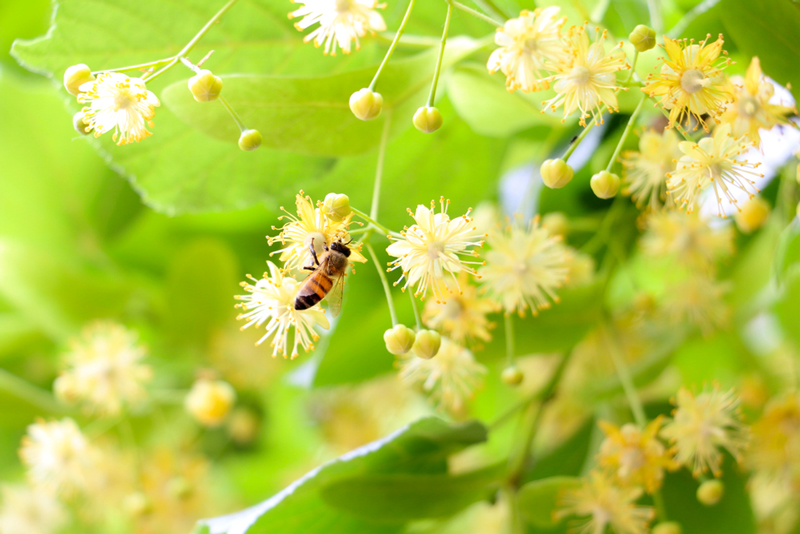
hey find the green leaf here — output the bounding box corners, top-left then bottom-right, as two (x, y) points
(517, 476), (581, 528)
(525, 418), (595, 483)
(774, 268), (800, 352)
(196, 417), (488, 534)
(772, 218), (800, 285)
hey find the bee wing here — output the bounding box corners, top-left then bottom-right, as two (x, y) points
(326, 274), (346, 318)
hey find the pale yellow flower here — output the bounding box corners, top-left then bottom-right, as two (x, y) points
(749, 393), (800, 484)
(642, 34), (733, 132)
(422, 274), (496, 344)
(235, 261), (331, 358)
(621, 130), (682, 210)
(661, 386), (748, 476)
(665, 124), (763, 215)
(185, 379), (236, 427)
(542, 25), (630, 126)
(289, 0), (386, 55)
(719, 57), (796, 148)
(77, 72), (160, 145)
(486, 7), (568, 92)
(659, 275), (730, 336)
(641, 210), (734, 271)
(0, 484), (67, 534)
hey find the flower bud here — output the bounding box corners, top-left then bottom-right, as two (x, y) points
(238, 129), (262, 151)
(501, 365), (524, 386)
(412, 329), (441, 359)
(349, 88), (383, 121)
(590, 170), (621, 199)
(540, 159), (574, 189)
(320, 193), (352, 222)
(227, 407), (260, 445)
(413, 106), (443, 133)
(541, 212), (569, 237)
(188, 69), (223, 102)
(734, 196), (770, 233)
(629, 25), (657, 53)
(64, 64), (95, 96)
(697, 479), (724, 506)
(384, 325), (416, 355)
(185, 378), (236, 427)
(73, 111), (91, 135)
(653, 522), (682, 534)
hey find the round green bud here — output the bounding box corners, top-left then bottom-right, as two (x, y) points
(697, 479), (724, 506)
(320, 193), (352, 222)
(227, 407), (260, 445)
(501, 365), (524, 386)
(735, 196), (770, 234)
(629, 24), (657, 53)
(412, 329), (442, 359)
(238, 129), (262, 151)
(413, 106), (443, 133)
(541, 211), (569, 237)
(590, 170), (621, 199)
(384, 325), (416, 355)
(652, 522), (683, 534)
(540, 159), (574, 189)
(73, 111), (91, 135)
(349, 88), (383, 121)
(188, 69), (223, 102)
(63, 64), (95, 96)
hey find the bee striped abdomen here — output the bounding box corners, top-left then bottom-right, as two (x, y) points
(294, 273), (333, 310)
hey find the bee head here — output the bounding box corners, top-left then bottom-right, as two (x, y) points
(331, 240), (351, 257)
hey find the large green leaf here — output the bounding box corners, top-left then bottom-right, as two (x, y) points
(196, 417), (488, 534)
(517, 476), (581, 529)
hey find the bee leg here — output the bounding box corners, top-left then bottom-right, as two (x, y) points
(302, 265), (316, 272)
(308, 238), (320, 267)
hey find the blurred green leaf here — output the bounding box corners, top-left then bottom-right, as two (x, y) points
(526, 418), (595, 483)
(774, 268), (800, 351)
(772, 218), (800, 285)
(517, 476), (581, 528)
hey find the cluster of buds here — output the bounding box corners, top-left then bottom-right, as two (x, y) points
(384, 325), (442, 359)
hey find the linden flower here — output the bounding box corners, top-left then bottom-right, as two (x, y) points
(235, 261), (330, 358)
(479, 215), (569, 316)
(396, 337), (487, 413)
(665, 124), (763, 215)
(422, 274), (496, 344)
(660, 386), (748, 476)
(486, 7), (568, 93)
(76, 72), (160, 145)
(555, 471), (655, 534)
(0, 484), (67, 534)
(542, 25), (630, 126)
(641, 210), (734, 271)
(621, 129), (682, 210)
(269, 191), (365, 272)
(719, 57), (796, 148)
(642, 34), (733, 132)
(386, 198), (485, 302)
(749, 394), (800, 483)
(54, 321), (152, 416)
(597, 417), (678, 493)
(659, 275), (730, 336)
(20, 418), (101, 496)
(289, 0), (386, 56)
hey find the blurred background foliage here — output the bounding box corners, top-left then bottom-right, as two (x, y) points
(1, 0), (800, 533)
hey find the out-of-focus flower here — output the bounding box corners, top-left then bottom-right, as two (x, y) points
(659, 275), (730, 336)
(564, 249), (595, 287)
(76, 72), (160, 145)
(641, 210), (734, 271)
(542, 25), (630, 126)
(661, 386), (748, 476)
(749, 470), (799, 534)
(665, 124), (763, 215)
(185, 378), (236, 427)
(386, 198), (484, 302)
(288, 0), (386, 55)
(0, 484), (68, 534)
(479, 215), (569, 316)
(719, 57), (796, 148)
(598, 417), (678, 493)
(486, 7), (567, 93)
(642, 34), (733, 132)
(621, 129), (682, 210)
(269, 191), (365, 273)
(555, 471), (655, 534)
(734, 196), (771, 234)
(396, 337), (486, 414)
(54, 321), (152, 416)
(422, 274), (496, 344)
(235, 262), (330, 358)
(749, 394), (800, 484)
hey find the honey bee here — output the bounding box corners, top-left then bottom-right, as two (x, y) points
(294, 238), (351, 316)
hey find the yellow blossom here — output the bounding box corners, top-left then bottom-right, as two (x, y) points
(659, 275), (730, 336)
(621, 130), (682, 210)
(0, 484), (67, 534)
(289, 0), (386, 55)
(641, 210), (734, 271)
(749, 393), (800, 484)
(422, 274), (496, 344)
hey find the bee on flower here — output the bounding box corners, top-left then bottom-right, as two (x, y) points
(422, 274), (496, 345)
(235, 261), (330, 358)
(642, 34), (733, 132)
(288, 0), (386, 56)
(660, 385), (749, 476)
(386, 198), (485, 303)
(621, 129), (683, 211)
(486, 7), (568, 93)
(641, 210), (734, 272)
(479, 214), (570, 316)
(542, 25), (630, 126)
(76, 72), (160, 145)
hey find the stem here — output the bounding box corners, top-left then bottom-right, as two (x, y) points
(371, 111), (392, 220)
(427, 2), (453, 107)
(562, 106), (606, 162)
(366, 242), (399, 326)
(218, 95), (248, 132)
(94, 57), (174, 75)
(0, 368), (66, 414)
(408, 288), (423, 330)
(652, 489), (668, 521)
(180, 56), (202, 74)
(625, 50), (639, 84)
(504, 314), (515, 366)
(502, 484), (525, 534)
(605, 94), (647, 173)
(472, 0), (507, 21)
(369, 0), (417, 91)
(449, 1), (503, 26)
(603, 321), (647, 427)
(351, 207), (393, 236)
(656, 106), (695, 142)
